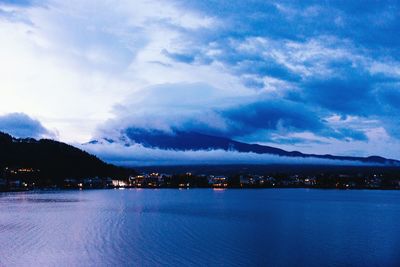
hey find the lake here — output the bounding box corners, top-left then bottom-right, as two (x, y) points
(1, 189), (399, 266)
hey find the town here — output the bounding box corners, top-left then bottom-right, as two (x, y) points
(1, 166), (400, 191)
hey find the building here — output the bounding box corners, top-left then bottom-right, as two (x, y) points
(112, 179), (127, 187)
(209, 175), (228, 188)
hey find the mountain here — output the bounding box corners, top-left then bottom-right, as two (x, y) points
(98, 128), (399, 166)
(0, 132), (132, 183)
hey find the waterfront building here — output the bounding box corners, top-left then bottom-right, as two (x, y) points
(209, 175), (228, 188)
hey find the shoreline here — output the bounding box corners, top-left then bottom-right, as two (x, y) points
(2, 186), (400, 193)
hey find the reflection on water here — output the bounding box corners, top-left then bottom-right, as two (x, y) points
(0, 197), (82, 203)
(1, 189), (400, 267)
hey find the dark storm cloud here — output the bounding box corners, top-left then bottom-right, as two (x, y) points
(0, 113), (52, 139)
(217, 98), (368, 142)
(221, 100), (324, 136)
(90, 0), (399, 157)
(149, 0), (400, 144)
(162, 49), (196, 64)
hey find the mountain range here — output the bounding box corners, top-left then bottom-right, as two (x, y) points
(89, 128), (400, 166)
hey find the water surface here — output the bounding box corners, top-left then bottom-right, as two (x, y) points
(1, 189), (399, 266)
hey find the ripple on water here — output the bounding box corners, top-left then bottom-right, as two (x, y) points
(1, 189), (400, 267)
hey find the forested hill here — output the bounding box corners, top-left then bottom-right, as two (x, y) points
(0, 132), (132, 181)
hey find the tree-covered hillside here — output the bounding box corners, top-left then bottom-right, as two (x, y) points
(0, 132), (133, 184)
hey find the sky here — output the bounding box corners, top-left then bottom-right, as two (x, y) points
(0, 0), (400, 163)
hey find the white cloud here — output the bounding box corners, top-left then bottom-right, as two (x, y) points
(0, 0), (238, 142)
(1, 0), (400, 162)
(81, 141), (373, 167)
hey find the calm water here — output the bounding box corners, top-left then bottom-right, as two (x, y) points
(1, 189), (400, 267)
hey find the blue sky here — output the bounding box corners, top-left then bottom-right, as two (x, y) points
(0, 0), (400, 161)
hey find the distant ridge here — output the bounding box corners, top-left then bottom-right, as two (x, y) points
(91, 128), (400, 166)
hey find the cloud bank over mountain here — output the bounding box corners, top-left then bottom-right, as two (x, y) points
(81, 141), (378, 167)
(1, 0), (400, 161)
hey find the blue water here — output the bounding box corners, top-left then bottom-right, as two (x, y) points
(1, 189), (399, 266)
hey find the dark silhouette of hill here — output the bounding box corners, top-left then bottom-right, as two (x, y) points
(0, 132), (132, 184)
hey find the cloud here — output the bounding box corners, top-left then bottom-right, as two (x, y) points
(302, 75), (376, 116)
(0, 113), (53, 138)
(81, 142), (373, 167)
(0, 0), (32, 6)
(1, 0), (400, 161)
(0, 0), (224, 142)
(221, 99), (325, 136)
(162, 49), (196, 64)
(97, 84), (369, 146)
